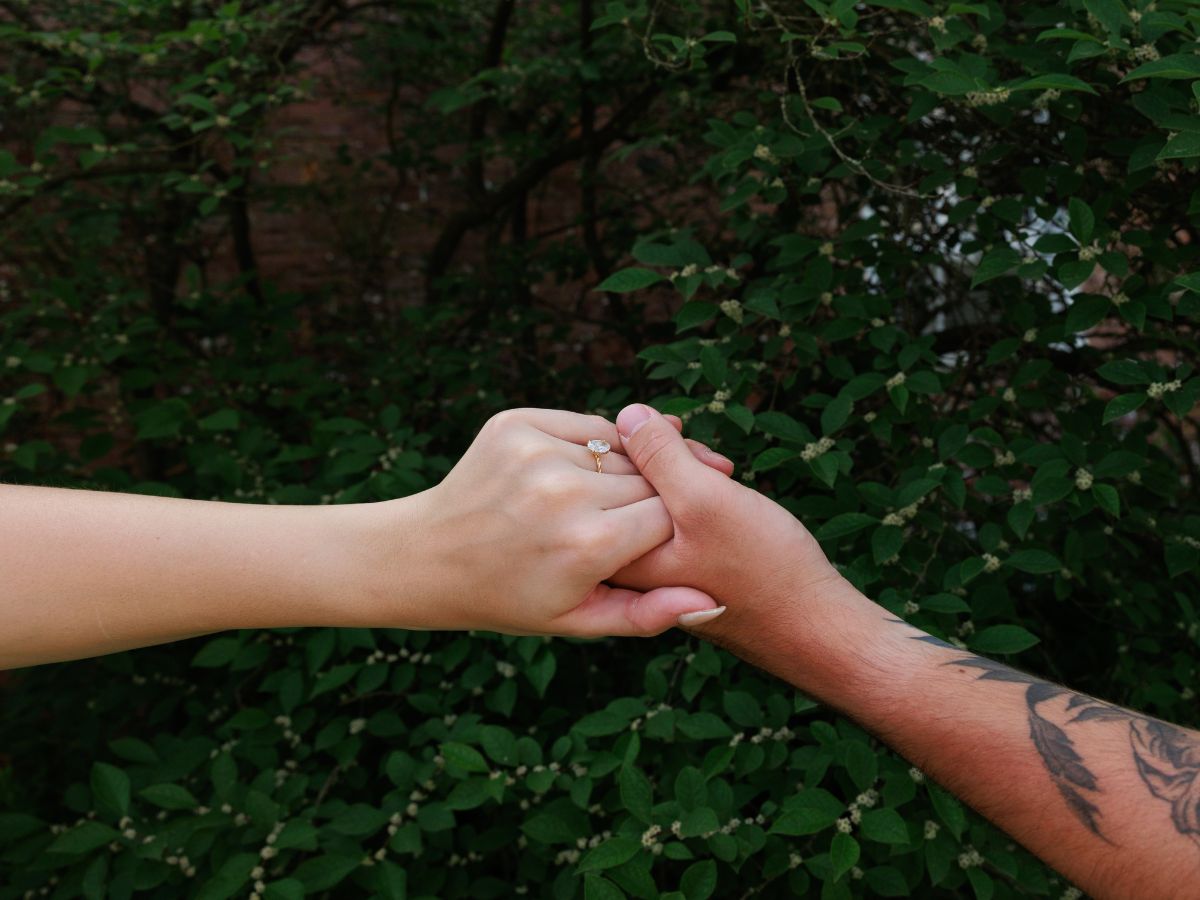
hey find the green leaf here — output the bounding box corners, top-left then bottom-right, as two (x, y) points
(844, 741), (877, 790)
(771, 807), (835, 835)
(830, 832), (860, 881)
(865, 866), (910, 897)
(1007, 501), (1035, 539)
(1013, 73), (1096, 95)
(681, 859), (718, 900)
(196, 854), (258, 900)
(969, 624), (1040, 654)
(859, 808), (909, 844)
(91, 762), (131, 818)
(722, 691), (762, 727)
(199, 408), (240, 430)
(135, 398), (190, 440)
(330, 804), (389, 836)
(376, 862), (407, 900)
(772, 789), (845, 835)
(293, 855), (360, 892)
(583, 875), (626, 900)
(821, 394), (853, 434)
(48, 822), (119, 855)
(675, 301), (718, 332)
(817, 512), (877, 540)
(480, 726), (517, 766)
(1158, 131), (1200, 161)
(525, 650), (556, 698)
(1093, 483), (1120, 516)
(1097, 359), (1150, 386)
(1102, 392), (1147, 424)
(1065, 294), (1109, 333)
(756, 411), (809, 442)
(441, 742), (490, 774)
(577, 835), (641, 874)
(724, 403), (754, 434)
(263, 880), (305, 900)
(753, 447), (799, 472)
(929, 784), (966, 839)
(109, 737), (158, 765)
(699, 345), (727, 387)
(1084, 0), (1127, 37)
(970, 246), (1020, 287)
(192, 636), (241, 668)
(1006, 549), (1061, 574)
(871, 525), (903, 564)
(1122, 54), (1200, 81)
(1068, 198), (1095, 244)
(674, 766), (707, 810)
(595, 267), (663, 292)
(619, 764), (653, 823)
(139, 783), (199, 810)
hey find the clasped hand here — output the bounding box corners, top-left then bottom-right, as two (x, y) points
(373, 404), (842, 645)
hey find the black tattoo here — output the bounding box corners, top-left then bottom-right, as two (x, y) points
(888, 617), (1200, 847)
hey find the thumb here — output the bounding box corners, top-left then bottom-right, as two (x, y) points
(616, 403), (720, 507)
(553, 583), (726, 637)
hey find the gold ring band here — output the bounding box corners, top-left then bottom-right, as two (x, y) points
(586, 439), (611, 475)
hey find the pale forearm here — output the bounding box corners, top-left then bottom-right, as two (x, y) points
(756, 584), (1200, 900)
(0, 485), (416, 668)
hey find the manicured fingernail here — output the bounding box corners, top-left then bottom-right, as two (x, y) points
(678, 606), (727, 627)
(617, 404), (653, 440)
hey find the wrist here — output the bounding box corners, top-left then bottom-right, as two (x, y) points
(712, 567), (911, 711)
(316, 492), (451, 630)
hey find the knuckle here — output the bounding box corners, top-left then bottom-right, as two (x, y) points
(485, 408), (523, 435)
(528, 467), (573, 503)
(565, 520), (608, 561)
(632, 426), (675, 475)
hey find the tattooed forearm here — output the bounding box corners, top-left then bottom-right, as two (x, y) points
(886, 616), (1200, 848)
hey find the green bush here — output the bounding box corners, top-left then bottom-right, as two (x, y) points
(2, 1), (1198, 897)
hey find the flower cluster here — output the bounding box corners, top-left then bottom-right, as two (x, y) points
(800, 436), (835, 462)
(719, 298), (744, 323)
(965, 87), (1010, 107)
(957, 845), (985, 869)
(1147, 380), (1182, 399)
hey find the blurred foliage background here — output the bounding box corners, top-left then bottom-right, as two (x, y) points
(2, 1), (1199, 898)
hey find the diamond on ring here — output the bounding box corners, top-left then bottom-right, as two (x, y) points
(587, 439), (610, 474)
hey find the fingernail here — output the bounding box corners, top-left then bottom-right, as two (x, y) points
(677, 606), (727, 627)
(617, 403), (653, 440)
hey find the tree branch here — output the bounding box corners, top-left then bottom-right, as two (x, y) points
(425, 82), (661, 300)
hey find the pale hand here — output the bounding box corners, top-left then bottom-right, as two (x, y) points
(363, 408), (735, 637)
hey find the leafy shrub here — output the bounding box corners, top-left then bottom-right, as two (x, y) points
(2, 1), (1198, 898)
